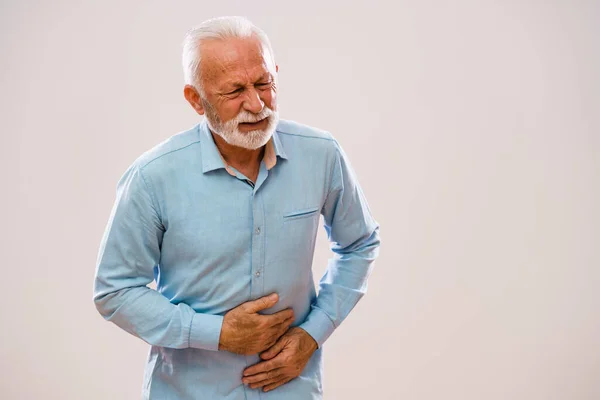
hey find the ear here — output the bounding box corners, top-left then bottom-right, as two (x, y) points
(183, 85), (205, 116)
(275, 64), (279, 73)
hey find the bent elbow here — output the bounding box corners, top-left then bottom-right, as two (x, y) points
(333, 226), (380, 258)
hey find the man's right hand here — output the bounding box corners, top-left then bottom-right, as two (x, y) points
(218, 293), (295, 355)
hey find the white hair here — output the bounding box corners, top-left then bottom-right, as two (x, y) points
(181, 16), (275, 92)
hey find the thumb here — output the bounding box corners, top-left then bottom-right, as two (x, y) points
(244, 293), (279, 313)
(260, 335), (287, 360)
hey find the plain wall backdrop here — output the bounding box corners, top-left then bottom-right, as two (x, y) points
(1, 1), (599, 399)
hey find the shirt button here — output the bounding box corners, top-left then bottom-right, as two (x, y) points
(255, 227), (261, 234)
(255, 271), (261, 277)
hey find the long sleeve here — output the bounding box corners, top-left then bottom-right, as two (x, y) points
(93, 163), (223, 351)
(299, 139), (381, 347)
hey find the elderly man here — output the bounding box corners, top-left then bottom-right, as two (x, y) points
(93, 16), (380, 399)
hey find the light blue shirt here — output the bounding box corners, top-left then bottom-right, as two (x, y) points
(93, 119), (380, 399)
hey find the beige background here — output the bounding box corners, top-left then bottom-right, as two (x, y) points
(1, 1), (599, 399)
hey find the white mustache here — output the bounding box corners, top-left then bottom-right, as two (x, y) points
(234, 108), (273, 124)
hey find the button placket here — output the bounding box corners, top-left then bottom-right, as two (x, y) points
(250, 191), (265, 297)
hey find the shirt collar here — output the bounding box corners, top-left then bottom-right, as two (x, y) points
(198, 119), (288, 175)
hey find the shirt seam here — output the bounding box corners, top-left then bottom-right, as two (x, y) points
(275, 130), (336, 142)
(187, 314), (194, 348)
(138, 166), (162, 221)
(322, 140), (341, 213)
(139, 140), (201, 170)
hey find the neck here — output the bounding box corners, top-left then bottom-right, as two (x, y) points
(210, 131), (265, 169)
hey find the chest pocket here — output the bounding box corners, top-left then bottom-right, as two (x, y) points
(283, 206), (320, 222)
(279, 206), (321, 264)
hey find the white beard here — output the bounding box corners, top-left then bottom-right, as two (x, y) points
(202, 99), (279, 150)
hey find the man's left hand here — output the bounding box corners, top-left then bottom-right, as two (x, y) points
(242, 327), (318, 392)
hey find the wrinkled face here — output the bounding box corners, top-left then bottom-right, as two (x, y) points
(197, 36), (279, 150)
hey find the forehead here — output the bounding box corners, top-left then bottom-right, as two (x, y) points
(200, 36), (274, 87)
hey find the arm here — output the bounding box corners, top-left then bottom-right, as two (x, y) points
(93, 163), (223, 351)
(298, 138), (381, 347)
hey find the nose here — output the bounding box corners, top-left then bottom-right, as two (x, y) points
(242, 87), (264, 114)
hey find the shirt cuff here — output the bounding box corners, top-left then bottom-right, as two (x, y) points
(188, 313), (224, 351)
(298, 308), (336, 348)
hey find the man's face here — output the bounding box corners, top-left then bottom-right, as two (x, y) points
(196, 36), (279, 150)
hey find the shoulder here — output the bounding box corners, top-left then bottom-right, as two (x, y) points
(276, 119), (337, 142)
(114, 125), (200, 190)
(276, 119), (345, 157)
(275, 119), (341, 154)
(126, 124), (201, 174)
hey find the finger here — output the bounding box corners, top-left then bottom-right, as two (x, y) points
(242, 367), (285, 385)
(272, 315), (294, 333)
(243, 293), (279, 313)
(280, 316), (294, 332)
(260, 335), (287, 360)
(243, 356), (284, 377)
(265, 317), (293, 347)
(265, 308), (295, 325)
(263, 376), (293, 392)
(250, 374), (287, 390)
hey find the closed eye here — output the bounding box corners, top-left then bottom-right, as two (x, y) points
(226, 88), (243, 95)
